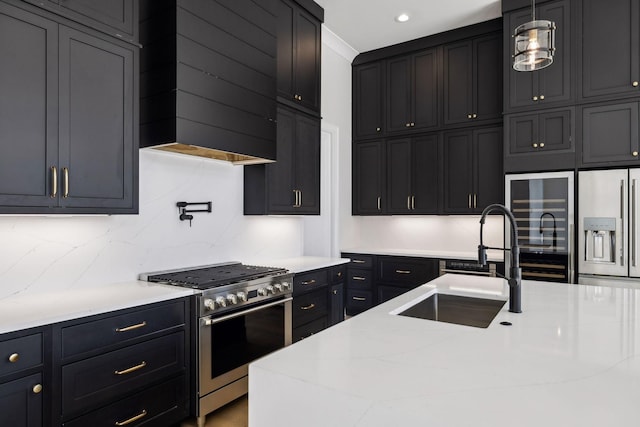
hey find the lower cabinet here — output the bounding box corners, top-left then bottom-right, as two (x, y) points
(52, 298), (190, 426)
(376, 256), (439, 305)
(292, 264), (347, 342)
(342, 253), (375, 315)
(0, 327), (48, 427)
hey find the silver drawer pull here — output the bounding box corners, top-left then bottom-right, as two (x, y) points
(352, 296), (366, 301)
(395, 270), (411, 274)
(352, 259), (366, 264)
(300, 303), (316, 311)
(352, 276), (366, 281)
(114, 361), (146, 375)
(115, 410), (148, 426)
(115, 321), (147, 332)
(8, 353), (19, 363)
(300, 279), (316, 286)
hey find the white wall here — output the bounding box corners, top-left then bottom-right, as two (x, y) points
(0, 150), (304, 299)
(318, 26), (505, 256)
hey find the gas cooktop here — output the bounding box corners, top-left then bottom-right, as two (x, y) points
(139, 262), (288, 290)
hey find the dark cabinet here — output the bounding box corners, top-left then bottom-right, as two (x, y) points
(329, 265), (346, 326)
(277, 0), (322, 114)
(387, 134), (439, 214)
(581, 101), (640, 166)
(376, 256), (438, 304)
(443, 126), (503, 214)
(505, 0), (572, 111)
(352, 140), (386, 215)
(0, 1), (138, 214)
(341, 253), (375, 315)
(386, 49), (439, 133)
(504, 108), (575, 172)
(244, 106), (320, 215)
(443, 32), (502, 126)
(580, 0), (640, 101)
(353, 61), (384, 139)
(0, 329), (47, 427)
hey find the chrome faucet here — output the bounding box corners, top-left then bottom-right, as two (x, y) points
(478, 203), (522, 313)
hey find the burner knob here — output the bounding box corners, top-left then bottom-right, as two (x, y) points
(266, 285), (274, 294)
(274, 284), (283, 293)
(237, 292), (247, 302)
(227, 294), (238, 305)
(215, 296), (227, 308)
(258, 288), (268, 297)
(203, 299), (215, 311)
(282, 281), (291, 291)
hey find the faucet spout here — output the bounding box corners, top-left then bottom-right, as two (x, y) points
(478, 203), (522, 313)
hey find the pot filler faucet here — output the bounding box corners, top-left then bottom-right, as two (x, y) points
(478, 203), (522, 313)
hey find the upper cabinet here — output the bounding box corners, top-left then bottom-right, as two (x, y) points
(580, 0), (640, 101)
(353, 62), (385, 139)
(0, 1), (138, 214)
(443, 32), (502, 126)
(386, 49), (439, 134)
(504, 0), (572, 111)
(277, 0), (322, 115)
(352, 140), (386, 215)
(24, 0), (138, 42)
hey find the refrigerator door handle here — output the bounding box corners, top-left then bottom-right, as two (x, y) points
(633, 179), (637, 267)
(621, 180), (625, 266)
(569, 223), (575, 284)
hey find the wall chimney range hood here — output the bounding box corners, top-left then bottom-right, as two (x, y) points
(139, 0), (278, 165)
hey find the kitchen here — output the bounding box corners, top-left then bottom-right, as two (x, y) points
(1, 0), (640, 426)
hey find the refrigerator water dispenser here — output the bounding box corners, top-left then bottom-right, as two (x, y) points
(584, 217), (616, 264)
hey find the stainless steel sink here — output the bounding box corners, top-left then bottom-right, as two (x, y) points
(396, 293), (506, 328)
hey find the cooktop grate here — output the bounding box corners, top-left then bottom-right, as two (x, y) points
(145, 263), (287, 289)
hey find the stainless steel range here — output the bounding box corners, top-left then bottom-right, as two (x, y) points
(140, 262), (293, 427)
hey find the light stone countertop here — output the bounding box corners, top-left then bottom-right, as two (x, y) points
(261, 256), (350, 273)
(249, 274), (640, 426)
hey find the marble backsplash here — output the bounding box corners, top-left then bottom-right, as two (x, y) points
(0, 149), (304, 299)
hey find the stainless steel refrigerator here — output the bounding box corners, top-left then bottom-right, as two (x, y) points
(578, 169), (640, 286)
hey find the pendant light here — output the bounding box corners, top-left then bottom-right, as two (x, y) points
(513, 0), (555, 72)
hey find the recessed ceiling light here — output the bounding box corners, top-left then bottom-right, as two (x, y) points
(395, 13), (410, 23)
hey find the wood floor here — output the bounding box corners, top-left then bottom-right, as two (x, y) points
(181, 395), (248, 427)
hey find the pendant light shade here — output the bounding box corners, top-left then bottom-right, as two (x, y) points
(513, 1), (555, 72)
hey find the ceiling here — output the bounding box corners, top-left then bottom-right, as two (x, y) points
(314, 0), (502, 54)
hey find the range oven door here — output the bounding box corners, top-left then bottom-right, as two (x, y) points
(198, 296), (292, 397)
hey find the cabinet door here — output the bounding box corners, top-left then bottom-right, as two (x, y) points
(0, 373), (43, 427)
(387, 138), (412, 214)
(442, 130), (474, 213)
(353, 140), (386, 215)
(582, 0), (640, 99)
(412, 48), (439, 130)
(267, 107), (296, 212)
(507, 113), (539, 154)
(582, 102), (640, 165)
(329, 283), (344, 326)
(506, 0), (572, 110)
(353, 62), (384, 139)
(294, 7), (321, 112)
(294, 113), (320, 214)
(474, 33), (502, 122)
(386, 56), (412, 133)
(0, 4), (58, 209)
(412, 134), (439, 213)
(56, 0), (136, 40)
(474, 126), (503, 213)
(443, 40), (473, 125)
(58, 26), (136, 210)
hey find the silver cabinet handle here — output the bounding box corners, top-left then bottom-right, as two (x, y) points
(298, 190), (302, 207)
(473, 193), (477, 209)
(411, 196), (415, 210)
(352, 296), (366, 301)
(352, 259), (366, 264)
(395, 270), (411, 274)
(352, 276), (366, 281)
(63, 167), (69, 198)
(407, 196), (411, 210)
(50, 166), (57, 198)
(377, 196), (381, 211)
(468, 193), (472, 209)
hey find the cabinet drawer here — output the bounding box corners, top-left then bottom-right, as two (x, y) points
(0, 372), (43, 427)
(0, 333), (42, 377)
(62, 331), (185, 416)
(63, 375), (188, 427)
(330, 264), (346, 284)
(344, 254), (373, 268)
(293, 317), (328, 343)
(294, 269), (329, 294)
(293, 289), (328, 326)
(378, 257), (436, 285)
(345, 290), (373, 315)
(60, 300), (186, 359)
(347, 269), (373, 290)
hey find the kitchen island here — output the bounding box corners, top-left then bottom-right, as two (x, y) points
(249, 274), (640, 426)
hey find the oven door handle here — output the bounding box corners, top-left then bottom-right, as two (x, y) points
(201, 297), (293, 326)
